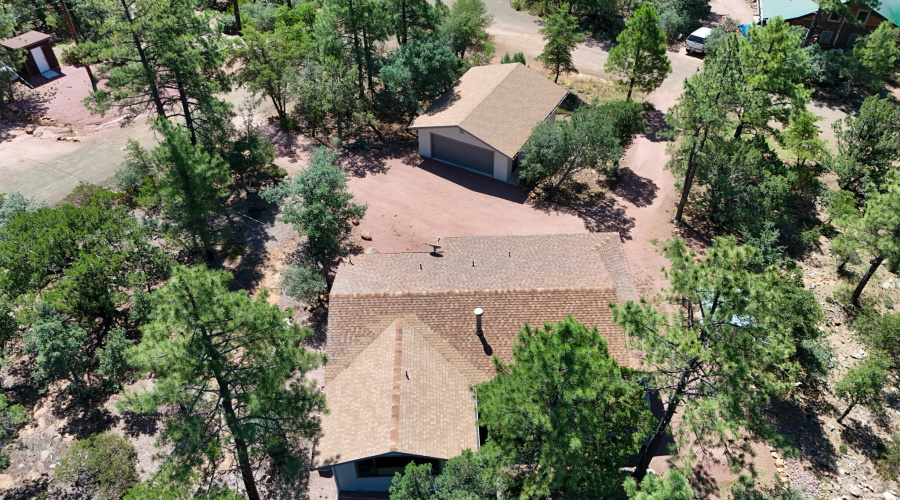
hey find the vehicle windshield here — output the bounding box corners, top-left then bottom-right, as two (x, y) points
(687, 35), (705, 43)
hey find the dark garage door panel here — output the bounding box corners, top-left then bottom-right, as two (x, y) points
(431, 133), (495, 176)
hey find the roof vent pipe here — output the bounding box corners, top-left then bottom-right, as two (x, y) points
(474, 308), (484, 338)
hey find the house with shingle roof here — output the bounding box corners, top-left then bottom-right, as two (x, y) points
(408, 63), (568, 184)
(315, 233), (639, 495)
(758, 0), (899, 47)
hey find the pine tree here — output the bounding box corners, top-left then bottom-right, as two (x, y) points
(853, 22), (900, 90)
(835, 353), (891, 424)
(833, 172), (900, 306)
(230, 6), (315, 125)
(262, 147), (366, 267)
(77, 0), (232, 145)
(475, 318), (652, 497)
(536, 4), (584, 83)
(150, 120), (230, 258)
(612, 237), (824, 482)
(605, 3), (671, 100)
(123, 265), (326, 500)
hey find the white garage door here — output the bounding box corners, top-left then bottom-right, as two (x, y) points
(431, 133), (494, 176)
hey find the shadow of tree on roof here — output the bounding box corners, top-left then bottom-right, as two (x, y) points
(417, 87), (463, 117)
(612, 167), (659, 208)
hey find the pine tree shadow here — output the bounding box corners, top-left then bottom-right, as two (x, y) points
(641, 104), (669, 143)
(611, 167), (659, 208)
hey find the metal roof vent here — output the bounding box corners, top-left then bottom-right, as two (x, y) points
(474, 308), (484, 338)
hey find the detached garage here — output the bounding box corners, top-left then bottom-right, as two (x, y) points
(409, 63), (568, 183)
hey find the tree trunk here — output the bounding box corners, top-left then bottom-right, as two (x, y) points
(286, 0), (292, 7)
(348, 0), (365, 100)
(673, 52), (731, 224)
(550, 142), (587, 194)
(185, 287), (261, 500)
(674, 125), (709, 224)
(336, 113), (343, 144)
(367, 119), (385, 143)
(852, 256), (884, 306)
(837, 401), (856, 424)
(633, 363), (696, 483)
(398, 0), (407, 45)
(363, 27), (375, 99)
(174, 72), (198, 146)
(120, 0), (166, 119)
(272, 94), (286, 123)
(626, 78), (634, 100)
(233, 0), (243, 35)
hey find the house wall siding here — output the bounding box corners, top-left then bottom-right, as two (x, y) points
(332, 462), (395, 492)
(784, 4), (893, 47)
(416, 126), (513, 183)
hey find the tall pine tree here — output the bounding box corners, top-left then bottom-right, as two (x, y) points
(124, 265), (326, 500)
(605, 3), (671, 100)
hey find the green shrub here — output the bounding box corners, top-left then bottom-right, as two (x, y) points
(804, 44), (855, 88)
(61, 183), (119, 208)
(241, 1), (280, 32)
(856, 312), (900, 359)
(501, 52), (527, 64)
(225, 244), (245, 261)
(0, 393), (26, 470)
(840, 443), (848, 454)
(876, 435), (900, 481)
(56, 432), (139, 500)
(281, 261), (327, 306)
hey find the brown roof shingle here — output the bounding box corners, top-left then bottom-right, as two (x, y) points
(408, 64), (569, 158)
(0, 31), (51, 50)
(318, 234), (638, 467)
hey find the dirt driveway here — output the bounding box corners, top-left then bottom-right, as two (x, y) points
(0, 60), (157, 203)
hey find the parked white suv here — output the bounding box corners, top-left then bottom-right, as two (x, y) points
(684, 27), (712, 54)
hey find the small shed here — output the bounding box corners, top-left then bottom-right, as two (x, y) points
(0, 31), (60, 79)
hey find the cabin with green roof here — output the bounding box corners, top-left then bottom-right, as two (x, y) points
(759, 0), (900, 47)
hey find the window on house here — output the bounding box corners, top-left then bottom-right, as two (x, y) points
(820, 30), (833, 44)
(828, 12), (841, 22)
(856, 10), (869, 23)
(847, 34), (861, 46)
(355, 456), (443, 478)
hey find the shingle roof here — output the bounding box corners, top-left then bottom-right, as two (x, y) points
(408, 64), (569, 158)
(317, 234), (639, 467)
(759, 0), (900, 25)
(0, 31), (51, 50)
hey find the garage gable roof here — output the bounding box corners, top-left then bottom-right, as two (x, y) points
(409, 63), (569, 158)
(317, 234), (639, 467)
(0, 31), (51, 50)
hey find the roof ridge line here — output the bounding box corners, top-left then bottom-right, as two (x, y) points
(324, 316), (401, 383)
(456, 64), (519, 130)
